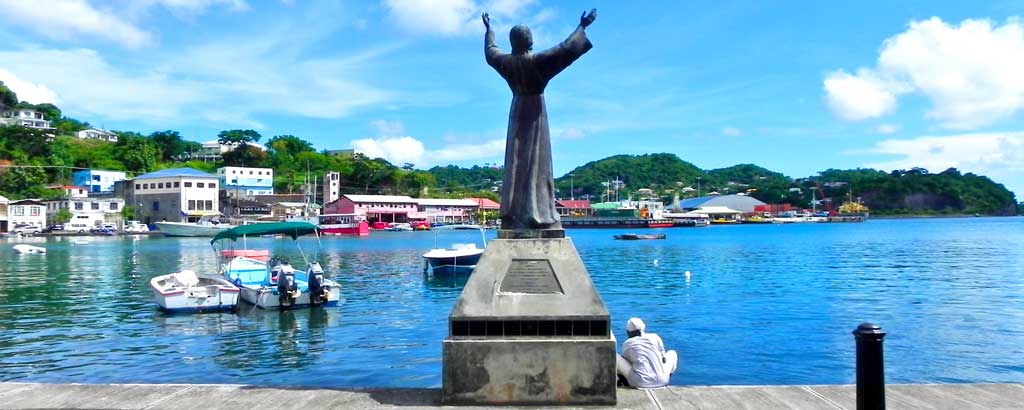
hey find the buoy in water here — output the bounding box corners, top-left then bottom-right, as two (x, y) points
(685, 270), (691, 281)
(653, 259), (659, 266)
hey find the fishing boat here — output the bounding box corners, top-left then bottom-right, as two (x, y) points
(214, 222), (341, 309)
(422, 224), (486, 274)
(12, 244), (46, 254)
(613, 233), (666, 240)
(156, 214), (234, 237)
(385, 223), (413, 232)
(150, 270), (240, 313)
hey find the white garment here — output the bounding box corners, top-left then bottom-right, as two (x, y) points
(617, 333), (677, 388)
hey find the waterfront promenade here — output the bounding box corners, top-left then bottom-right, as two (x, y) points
(1, 382), (1022, 409)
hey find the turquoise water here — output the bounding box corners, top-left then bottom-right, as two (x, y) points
(1, 217), (1023, 387)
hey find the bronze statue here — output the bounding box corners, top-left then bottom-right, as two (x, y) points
(484, 9), (597, 231)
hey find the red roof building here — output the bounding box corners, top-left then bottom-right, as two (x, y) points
(555, 199), (593, 217)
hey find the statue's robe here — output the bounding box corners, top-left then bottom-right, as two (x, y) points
(486, 26), (592, 230)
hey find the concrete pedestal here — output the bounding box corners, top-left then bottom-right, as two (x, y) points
(442, 235), (616, 405)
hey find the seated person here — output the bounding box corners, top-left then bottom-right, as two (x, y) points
(616, 317), (678, 388)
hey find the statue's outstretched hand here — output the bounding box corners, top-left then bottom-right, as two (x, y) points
(482, 12), (491, 30)
(580, 8), (597, 28)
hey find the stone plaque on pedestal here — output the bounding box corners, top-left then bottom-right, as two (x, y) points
(442, 236), (616, 405)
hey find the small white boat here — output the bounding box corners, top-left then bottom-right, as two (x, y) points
(150, 270), (240, 313)
(155, 215), (234, 237)
(12, 244), (46, 254)
(423, 225), (487, 275)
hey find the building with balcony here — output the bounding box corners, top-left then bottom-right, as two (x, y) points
(415, 198), (480, 224)
(45, 197), (124, 232)
(0, 108), (54, 131)
(8, 199), (46, 230)
(76, 128), (119, 142)
(124, 168), (220, 224)
(324, 194), (418, 223)
(218, 166), (274, 197)
(73, 169), (127, 194)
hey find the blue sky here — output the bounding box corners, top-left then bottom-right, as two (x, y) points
(1, 0), (1023, 197)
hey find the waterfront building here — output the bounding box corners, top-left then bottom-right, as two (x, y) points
(0, 194), (8, 232)
(48, 185), (89, 198)
(220, 195), (272, 218)
(415, 198), (480, 224)
(0, 108), (54, 131)
(76, 128), (119, 142)
(73, 170), (127, 194)
(125, 168), (220, 224)
(556, 199), (593, 217)
(271, 202), (320, 219)
(8, 199), (46, 230)
(323, 171), (341, 206)
(325, 194), (419, 224)
(217, 166), (274, 197)
(673, 194), (767, 214)
(467, 197), (500, 223)
(45, 197), (124, 231)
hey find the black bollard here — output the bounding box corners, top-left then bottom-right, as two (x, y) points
(853, 323), (886, 410)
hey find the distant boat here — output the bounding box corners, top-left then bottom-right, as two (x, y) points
(423, 225), (487, 275)
(613, 233), (666, 240)
(12, 244), (46, 254)
(150, 270), (240, 313)
(156, 215), (234, 237)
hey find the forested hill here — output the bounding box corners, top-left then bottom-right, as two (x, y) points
(552, 153), (1019, 216)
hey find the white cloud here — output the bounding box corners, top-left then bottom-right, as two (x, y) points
(867, 131), (1024, 194)
(0, 69), (60, 104)
(352, 135), (504, 167)
(371, 120), (407, 136)
(154, 0), (249, 13)
(826, 17), (1024, 130)
(559, 127), (586, 139)
(0, 0), (150, 48)
(823, 69), (902, 121)
(721, 127), (742, 137)
(382, 0), (538, 37)
(876, 123), (900, 134)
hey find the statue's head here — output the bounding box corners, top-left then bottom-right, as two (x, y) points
(510, 25), (533, 54)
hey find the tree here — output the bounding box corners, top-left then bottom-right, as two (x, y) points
(121, 205), (136, 221)
(221, 144), (267, 167)
(0, 161), (48, 198)
(53, 208), (73, 224)
(217, 129), (262, 146)
(116, 133), (160, 172)
(0, 82), (18, 109)
(266, 134), (314, 157)
(149, 130), (191, 161)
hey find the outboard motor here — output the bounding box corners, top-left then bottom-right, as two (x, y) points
(275, 264), (300, 308)
(308, 262), (329, 306)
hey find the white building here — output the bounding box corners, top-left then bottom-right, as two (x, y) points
(217, 166), (274, 197)
(195, 140), (267, 161)
(0, 194), (8, 232)
(48, 185), (89, 199)
(323, 171), (340, 206)
(127, 168), (220, 224)
(8, 199), (46, 230)
(73, 169), (127, 194)
(76, 128), (119, 142)
(0, 108), (54, 130)
(45, 197), (124, 232)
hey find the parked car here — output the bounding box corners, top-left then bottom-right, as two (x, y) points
(12, 224), (41, 235)
(46, 224), (65, 232)
(90, 223), (118, 233)
(124, 221), (149, 234)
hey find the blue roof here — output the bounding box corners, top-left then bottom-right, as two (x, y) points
(133, 168), (217, 180)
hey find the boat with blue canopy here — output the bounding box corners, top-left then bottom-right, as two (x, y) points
(212, 222), (341, 309)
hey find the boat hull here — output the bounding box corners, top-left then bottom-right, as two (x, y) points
(425, 253), (483, 274)
(562, 218), (677, 229)
(320, 223), (369, 236)
(155, 222), (231, 237)
(238, 284), (341, 309)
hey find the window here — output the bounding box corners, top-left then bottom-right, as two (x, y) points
(152, 201), (160, 211)
(135, 184), (140, 190)
(174, 182), (180, 188)
(109, 202), (117, 211)
(188, 200), (196, 210)
(158, 183), (164, 189)
(184, 182), (192, 187)
(249, 171), (253, 175)
(74, 202), (83, 210)
(91, 202), (99, 210)
(209, 183), (216, 189)
(93, 175), (100, 181)
(197, 183), (204, 188)
(205, 200), (213, 211)
(30, 206), (40, 216)
(13, 207), (23, 216)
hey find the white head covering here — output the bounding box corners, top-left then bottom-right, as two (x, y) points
(626, 317), (646, 333)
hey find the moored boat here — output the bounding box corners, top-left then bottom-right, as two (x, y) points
(318, 213), (370, 236)
(215, 222), (341, 309)
(12, 244), (46, 254)
(613, 233), (666, 240)
(150, 270), (240, 313)
(156, 215), (233, 237)
(423, 225), (487, 275)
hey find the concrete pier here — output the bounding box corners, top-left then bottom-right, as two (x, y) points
(2, 382), (1022, 409)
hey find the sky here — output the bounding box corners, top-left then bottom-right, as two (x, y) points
(1, 0), (1023, 198)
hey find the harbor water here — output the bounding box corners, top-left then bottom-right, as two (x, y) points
(1, 217), (1022, 387)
